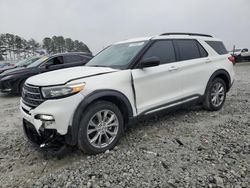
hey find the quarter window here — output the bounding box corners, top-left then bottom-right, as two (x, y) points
(206, 41), (228, 55)
(142, 40), (176, 64)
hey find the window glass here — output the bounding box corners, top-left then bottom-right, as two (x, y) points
(46, 56), (64, 66)
(142, 40), (176, 64)
(206, 41), (228, 55)
(86, 41), (147, 69)
(27, 56), (49, 68)
(176, 40), (200, 61)
(197, 42), (208, 57)
(80, 55), (92, 61)
(64, 55), (83, 63)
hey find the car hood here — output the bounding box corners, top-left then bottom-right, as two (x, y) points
(0, 65), (15, 72)
(0, 67), (29, 77)
(27, 66), (119, 86)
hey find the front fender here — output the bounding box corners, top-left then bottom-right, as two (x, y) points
(67, 89), (133, 145)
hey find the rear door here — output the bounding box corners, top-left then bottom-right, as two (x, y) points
(173, 39), (211, 97)
(132, 40), (183, 114)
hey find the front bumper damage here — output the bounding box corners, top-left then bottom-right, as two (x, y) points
(20, 93), (84, 147)
(23, 119), (64, 147)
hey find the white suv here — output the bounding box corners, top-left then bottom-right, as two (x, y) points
(20, 33), (235, 154)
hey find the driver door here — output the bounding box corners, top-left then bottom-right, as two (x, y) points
(132, 40), (183, 114)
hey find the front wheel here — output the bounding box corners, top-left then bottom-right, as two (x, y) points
(203, 78), (227, 111)
(18, 80), (26, 95)
(78, 101), (124, 154)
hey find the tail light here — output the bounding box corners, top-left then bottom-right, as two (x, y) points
(228, 56), (235, 64)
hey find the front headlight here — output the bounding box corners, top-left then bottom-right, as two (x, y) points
(41, 83), (85, 99)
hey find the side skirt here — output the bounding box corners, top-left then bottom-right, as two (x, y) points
(128, 94), (204, 125)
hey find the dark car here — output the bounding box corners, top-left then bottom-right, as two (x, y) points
(0, 57), (40, 74)
(0, 62), (11, 69)
(0, 52), (93, 94)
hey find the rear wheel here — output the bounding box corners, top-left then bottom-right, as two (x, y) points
(78, 101), (124, 154)
(203, 78), (227, 111)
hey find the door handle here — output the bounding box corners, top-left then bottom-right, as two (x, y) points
(205, 58), (212, 63)
(169, 66), (179, 71)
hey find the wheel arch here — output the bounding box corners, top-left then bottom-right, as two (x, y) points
(67, 89), (134, 145)
(205, 69), (231, 93)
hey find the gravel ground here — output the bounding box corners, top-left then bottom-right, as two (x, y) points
(0, 63), (249, 188)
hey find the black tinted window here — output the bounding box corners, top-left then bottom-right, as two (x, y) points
(197, 42), (208, 57)
(64, 55), (83, 64)
(46, 56), (64, 66)
(142, 40), (176, 64)
(80, 55), (92, 61)
(175, 40), (201, 61)
(206, 41), (228, 55)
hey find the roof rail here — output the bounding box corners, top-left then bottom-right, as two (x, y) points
(160, 32), (213, 38)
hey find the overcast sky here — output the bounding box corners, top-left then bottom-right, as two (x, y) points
(0, 0), (249, 54)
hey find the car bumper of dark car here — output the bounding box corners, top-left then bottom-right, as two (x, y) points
(0, 80), (13, 93)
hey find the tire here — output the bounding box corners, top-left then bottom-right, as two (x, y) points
(203, 78), (227, 111)
(78, 100), (124, 154)
(18, 80), (25, 95)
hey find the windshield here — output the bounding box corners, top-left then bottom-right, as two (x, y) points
(27, 56), (49, 68)
(15, 59), (27, 67)
(16, 57), (40, 67)
(86, 41), (147, 69)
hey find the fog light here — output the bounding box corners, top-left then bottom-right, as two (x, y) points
(38, 114), (54, 121)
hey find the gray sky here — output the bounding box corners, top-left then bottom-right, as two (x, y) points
(0, 0), (250, 54)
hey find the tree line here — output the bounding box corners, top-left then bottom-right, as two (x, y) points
(0, 33), (91, 61)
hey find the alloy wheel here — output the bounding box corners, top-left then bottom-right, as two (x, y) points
(211, 82), (225, 107)
(87, 110), (119, 148)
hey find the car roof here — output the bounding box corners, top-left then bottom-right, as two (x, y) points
(115, 33), (222, 44)
(50, 52), (93, 58)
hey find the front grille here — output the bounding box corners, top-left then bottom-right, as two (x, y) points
(22, 84), (45, 108)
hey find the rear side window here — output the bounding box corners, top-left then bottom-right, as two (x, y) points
(175, 40), (201, 61)
(206, 41), (228, 55)
(142, 40), (176, 64)
(64, 55), (83, 64)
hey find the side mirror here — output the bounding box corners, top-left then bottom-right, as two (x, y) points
(138, 57), (160, 69)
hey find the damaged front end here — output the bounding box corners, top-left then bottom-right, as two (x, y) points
(23, 119), (66, 149)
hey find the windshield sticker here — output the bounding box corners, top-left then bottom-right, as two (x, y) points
(129, 42), (144, 47)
